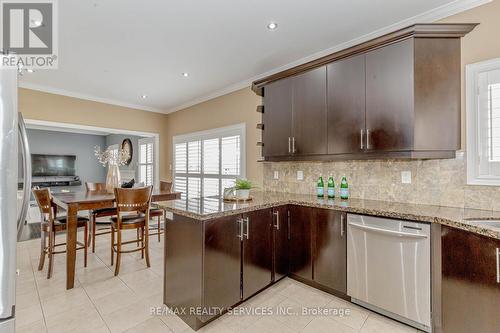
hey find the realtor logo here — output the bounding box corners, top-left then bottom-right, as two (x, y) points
(0, 0), (58, 69)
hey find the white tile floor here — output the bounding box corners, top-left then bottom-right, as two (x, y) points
(16, 229), (422, 333)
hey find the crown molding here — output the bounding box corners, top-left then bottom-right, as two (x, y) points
(18, 82), (166, 114)
(169, 0), (490, 111)
(252, 23), (478, 94)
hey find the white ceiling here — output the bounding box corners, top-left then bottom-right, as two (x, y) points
(19, 0), (488, 114)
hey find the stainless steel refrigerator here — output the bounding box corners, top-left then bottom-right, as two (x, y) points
(0, 62), (32, 332)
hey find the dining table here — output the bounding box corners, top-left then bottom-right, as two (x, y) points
(51, 188), (181, 289)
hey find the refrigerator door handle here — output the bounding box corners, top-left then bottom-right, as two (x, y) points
(17, 113), (31, 240)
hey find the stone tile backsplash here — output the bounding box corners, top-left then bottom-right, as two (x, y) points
(262, 153), (500, 211)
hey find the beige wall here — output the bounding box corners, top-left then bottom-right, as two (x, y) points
(439, 0), (500, 148)
(18, 88), (170, 180)
(164, 88), (262, 183)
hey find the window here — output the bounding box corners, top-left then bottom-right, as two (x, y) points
(108, 144), (119, 163)
(467, 58), (500, 185)
(139, 137), (154, 186)
(173, 123), (245, 198)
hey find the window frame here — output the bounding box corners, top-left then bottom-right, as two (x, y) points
(107, 144), (119, 163)
(466, 57), (500, 185)
(172, 123), (246, 198)
(138, 137), (155, 186)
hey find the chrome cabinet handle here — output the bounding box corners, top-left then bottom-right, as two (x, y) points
(237, 218), (244, 240)
(243, 217), (250, 240)
(366, 129), (371, 150)
(292, 137), (296, 154)
(360, 129), (364, 150)
(340, 214), (345, 237)
(288, 137), (291, 154)
(496, 248), (499, 284)
(17, 113), (32, 240)
(349, 222), (428, 239)
(273, 211), (280, 230)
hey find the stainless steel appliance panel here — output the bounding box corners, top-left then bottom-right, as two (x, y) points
(347, 214), (431, 331)
(0, 66), (18, 325)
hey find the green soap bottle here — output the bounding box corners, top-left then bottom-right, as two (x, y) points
(317, 176), (324, 197)
(340, 176), (349, 200)
(327, 176), (335, 198)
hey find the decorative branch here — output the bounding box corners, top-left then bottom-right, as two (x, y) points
(94, 145), (130, 167)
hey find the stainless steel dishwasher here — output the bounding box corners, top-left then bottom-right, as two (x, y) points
(347, 214), (431, 332)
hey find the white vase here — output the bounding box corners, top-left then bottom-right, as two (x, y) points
(235, 189), (250, 200)
(106, 164), (121, 193)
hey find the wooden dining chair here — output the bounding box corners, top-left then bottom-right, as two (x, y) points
(33, 188), (89, 279)
(146, 181), (172, 242)
(160, 181), (172, 192)
(110, 186), (153, 276)
(85, 182), (117, 253)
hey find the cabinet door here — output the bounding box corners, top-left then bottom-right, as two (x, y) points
(292, 66), (328, 155)
(272, 206), (289, 281)
(289, 205), (313, 280)
(313, 209), (347, 294)
(365, 38), (414, 151)
(442, 226), (500, 333)
(203, 215), (242, 316)
(327, 54), (366, 154)
(242, 209), (273, 299)
(263, 79), (293, 157)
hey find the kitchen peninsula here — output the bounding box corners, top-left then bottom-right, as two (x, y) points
(159, 192), (500, 332)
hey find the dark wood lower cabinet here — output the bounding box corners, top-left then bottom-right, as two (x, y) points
(242, 209), (273, 299)
(203, 215), (242, 321)
(289, 205), (313, 280)
(272, 206), (289, 281)
(167, 205), (500, 332)
(441, 226), (500, 333)
(313, 209), (347, 295)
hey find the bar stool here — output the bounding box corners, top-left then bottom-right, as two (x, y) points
(85, 182), (117, 253)
(147, 181), (172, 242)
(110, 186), (153, 276)
(33, 188), (89, 279)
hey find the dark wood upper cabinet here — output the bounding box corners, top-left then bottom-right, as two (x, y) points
(292, 66), (328, 155)
(262, 79), (293, 157)
(365, 39), (414, 151)
(313, 209), (347, 295)
(242, 209), (273, 299)
(441, 226), (500, 333)
(327, 54), (366, 154)
(256, 23), (476, 161)
(289, 205), (313, 280)
(272, 206), (289, 281)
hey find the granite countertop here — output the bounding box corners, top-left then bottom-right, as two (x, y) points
(156, 191), (500, 240)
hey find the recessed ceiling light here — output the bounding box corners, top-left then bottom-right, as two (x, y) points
(182, 72), (189, 77)
(26, 68), (34, 73)
(141, 95), (147, 99)
(267, 22), (278, 30)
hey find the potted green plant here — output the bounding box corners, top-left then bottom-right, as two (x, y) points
(234, 178), (256, 200)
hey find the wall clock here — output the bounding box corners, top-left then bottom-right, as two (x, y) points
(121, 138), (133, 166)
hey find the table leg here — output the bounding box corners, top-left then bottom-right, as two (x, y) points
(66, 203), (78, 289)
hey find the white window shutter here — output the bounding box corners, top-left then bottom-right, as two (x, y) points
(172, 124), (245, 198)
